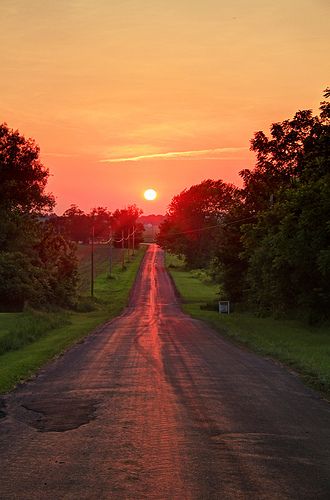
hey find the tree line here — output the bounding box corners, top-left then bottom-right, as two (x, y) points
(158, 89), (330, 322)
(50, 204), (144, 247)
(0, 124), (143, 311)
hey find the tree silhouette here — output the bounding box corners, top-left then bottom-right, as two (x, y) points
(0, 123), (54, 214)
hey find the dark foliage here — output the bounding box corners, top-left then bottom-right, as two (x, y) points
(158, 179), (240, 269)
(241, 89), (330, 320)
(0, 123), (54, 214)
(0, 124), (78, 310)
(158, 89), (330, 321)
(112, 205), (144, 248)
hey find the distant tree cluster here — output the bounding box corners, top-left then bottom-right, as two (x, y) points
(51, 204), (144, 248)
(111, 206), (144, 248)
(158, 89), (330, 322)
(51, 205), (111, 244)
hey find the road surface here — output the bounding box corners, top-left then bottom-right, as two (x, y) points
(0, 244), (330, 499)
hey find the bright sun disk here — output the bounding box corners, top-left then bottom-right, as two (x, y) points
(144, 188), (157, 201)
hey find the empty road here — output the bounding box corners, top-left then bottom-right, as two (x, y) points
(0, 244), (330, 499)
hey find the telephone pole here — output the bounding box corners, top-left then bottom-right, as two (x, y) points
(109, 229), (113, 278)
(132, 226), (135, 256)
(127, 228), (131, 261)
(91, 223), (95, 297)
(121, 229), (125, 269)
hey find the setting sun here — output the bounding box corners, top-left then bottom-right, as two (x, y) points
(144, 188), (157, 201)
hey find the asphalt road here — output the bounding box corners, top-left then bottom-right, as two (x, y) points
(1, 244), (330, 499)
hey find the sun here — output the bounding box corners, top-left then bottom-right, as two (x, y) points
(144, 188), (157, 201)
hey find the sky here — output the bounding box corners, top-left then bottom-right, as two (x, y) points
(1, 0), (329, 215)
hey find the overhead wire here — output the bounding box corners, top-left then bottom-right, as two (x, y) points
(98, 225), (138, 245)
(91, 216), (255, 244)
(163, 215), (256, 237)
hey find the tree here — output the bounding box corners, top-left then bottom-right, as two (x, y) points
(158, 89), (330, 316)
(111, 205), (144, 248)
(56, 206), (112, 243)
(0, 124), (78, 310)
(0, 123), (54, 214)
(240, 108), (323, 213)
(158, 179), (240, 268)
(90, 207), (112, 240)
(241, 89), (330, 320)
(35, 223), (78, 307)
(242, 174), (330, 320)
(60, 205), (91, 243)
(0, 252), (40, 312)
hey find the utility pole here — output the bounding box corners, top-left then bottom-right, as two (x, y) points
(109, 229), (112, 278)
(91, 222), (95, 297)
(121, 229), (125, 269)
(127, 228), (131, 261)
(132, 226), (135, 256)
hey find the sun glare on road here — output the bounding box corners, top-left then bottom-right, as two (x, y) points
(144, 188), (157, 201)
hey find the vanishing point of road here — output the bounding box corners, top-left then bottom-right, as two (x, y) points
(0, 244), (330, 499)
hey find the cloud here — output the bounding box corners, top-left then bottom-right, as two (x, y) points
(100, 147), (247, 163)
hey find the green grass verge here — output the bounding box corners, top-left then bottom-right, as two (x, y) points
(0, 311), (70, 355)
(166, 253), (330, 398)
(0, 246), (146, 394)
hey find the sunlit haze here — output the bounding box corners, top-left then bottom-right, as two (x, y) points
(1, 0), (329, 214)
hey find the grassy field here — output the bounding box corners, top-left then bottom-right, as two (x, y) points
(166, 253), (330, 398)
(0, 245), (146, 393)
(76, 244), (125, 293)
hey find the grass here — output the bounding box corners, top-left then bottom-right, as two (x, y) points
(0, 246), (146, 394)
(76, 244), (125, 293)
(166, 253), (330, 398)
(0, 311), (70, 355)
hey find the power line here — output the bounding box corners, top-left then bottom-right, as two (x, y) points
(97, 226), (139, 245)
(164, 215), (256, 237)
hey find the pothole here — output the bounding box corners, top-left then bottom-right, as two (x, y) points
(19, 396), (98, 432)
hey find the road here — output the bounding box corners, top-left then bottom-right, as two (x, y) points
(0, 244), (330, 499)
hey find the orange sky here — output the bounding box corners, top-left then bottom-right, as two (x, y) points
(1, 0), (329, 214)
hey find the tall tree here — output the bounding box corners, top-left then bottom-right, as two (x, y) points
(240, 109), (322, 213)
(241, 89), (330, 320)
(0, 123), (54, 214)
(0, 124), (78, 310)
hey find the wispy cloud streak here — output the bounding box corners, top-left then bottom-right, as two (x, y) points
(100, 147), (247, 163)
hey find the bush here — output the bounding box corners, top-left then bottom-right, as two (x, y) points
(0, 252), (40, 311)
